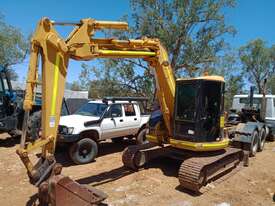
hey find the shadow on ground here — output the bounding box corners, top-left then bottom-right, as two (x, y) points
(76, 154), (200, 197)
(0, 135), (20, 147)
(76, 165), (133, 186)
(76, 156), (181, 187)
(55, 139), (136, 167)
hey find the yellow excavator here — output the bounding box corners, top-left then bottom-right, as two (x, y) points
(16, 17), (243, 205)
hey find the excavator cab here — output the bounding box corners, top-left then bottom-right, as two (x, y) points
(174, 76), (224, 143)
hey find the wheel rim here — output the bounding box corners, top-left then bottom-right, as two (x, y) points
(140, 129), (149, 144)
(78, 143), (92, 161)
(252, 135), (258, 155)
(134, 151), (146, 167)
(260, 131), (266, 149)
(143, 134), (149, 144)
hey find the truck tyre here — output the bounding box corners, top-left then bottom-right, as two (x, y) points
(69, 138), (98, 165)
(258, 128), (266, 152)
(269, 135), (275, 141)
(249, 130), (259, 157)
(27, 111), (41, 141)
(267, 133), (275, 142)
(136, 128), (149, 145)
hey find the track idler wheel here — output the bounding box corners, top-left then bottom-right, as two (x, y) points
(122, 145), (146, 170)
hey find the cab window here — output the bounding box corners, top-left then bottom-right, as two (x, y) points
(105, 104), (122, 118)
(0, 73), (5, 93)
(123, 103), (136, 116)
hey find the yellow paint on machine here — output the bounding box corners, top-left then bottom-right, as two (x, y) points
(146, 134), (159, 143)
(220, 115), (225, 128)
(146, 134), (229, 151)
(169, 138), (229, 151)
(51, 54), (60, 116)
(98, 49), (156, 57)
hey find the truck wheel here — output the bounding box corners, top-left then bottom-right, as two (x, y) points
(136, 128), (149, 145)
(112, 137), (124, 143)
(249, 130), (259, 157)
(27, 111), (41, 141)
(267, 133), (275, 142)
(258, 128), (266, 152)
(69, 138), (98, 165)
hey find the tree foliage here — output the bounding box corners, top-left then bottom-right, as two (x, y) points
(211, 50), (244, 110)
(0, 14), (28, 80)
(268, 75), (275, 94)
(70, 81), (81, 91)
(131, 0), (236, 76)
(239, 39), (275, 93)
(79, 61), (154, 99)
(81, 0), (236, 103)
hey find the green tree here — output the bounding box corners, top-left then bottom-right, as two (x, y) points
(268, 75), (275, 94)
(79, 60), (153, 99)
(92, 0), (236, 102)
(239, 39), (275, 93)
(130, 0), (236, 76)
(210, 50), (244, 110)
(78, 63), (93, 90)
(70, 81), (81, 91)
(0, 14), (28, 80)
(225, 75), (244, 110)
(268, 45), (275, 94)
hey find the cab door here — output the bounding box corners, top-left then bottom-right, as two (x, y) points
(101, 104), (126, 139)
(122, 103), (140, 135)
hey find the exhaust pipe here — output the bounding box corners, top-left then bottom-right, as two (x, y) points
(260, 79), (267, 121)
(249, 86), (254, 108)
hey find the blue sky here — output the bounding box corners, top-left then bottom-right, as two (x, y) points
(1, 0), (275, 83)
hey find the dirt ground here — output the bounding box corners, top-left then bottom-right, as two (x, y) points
(0, 134), (275, 206)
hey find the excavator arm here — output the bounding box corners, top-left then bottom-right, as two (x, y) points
(16, 17), (175, 205)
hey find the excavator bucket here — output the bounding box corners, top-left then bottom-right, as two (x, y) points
(38, 174), (107, 206)
(34, 163), (107, 206)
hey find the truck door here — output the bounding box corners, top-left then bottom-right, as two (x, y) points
(101, 104), (127, 139)
(122, 103), (140, 135)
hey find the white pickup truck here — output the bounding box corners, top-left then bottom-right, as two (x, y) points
(58, 97), (150, 164)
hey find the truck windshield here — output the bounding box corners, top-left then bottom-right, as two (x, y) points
(75, 103), (107, 117)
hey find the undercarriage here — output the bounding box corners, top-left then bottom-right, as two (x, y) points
(122, 142), (244, 193)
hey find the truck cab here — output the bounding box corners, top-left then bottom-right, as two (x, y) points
(58, 97), (150, 164)
(231, 94), (275, 139)
(0, 66), (20, 133)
